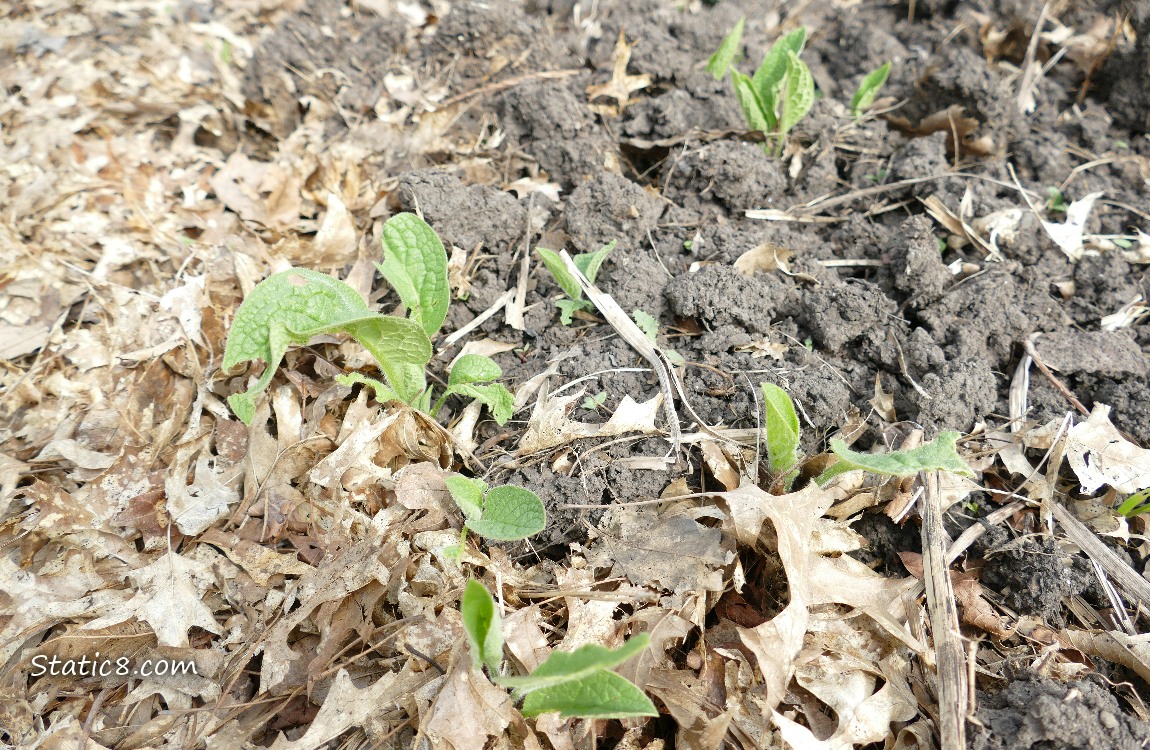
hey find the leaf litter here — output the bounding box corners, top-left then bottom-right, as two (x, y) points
(3, 1), (1150, 748)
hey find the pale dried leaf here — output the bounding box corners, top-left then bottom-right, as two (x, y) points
(1066, 404), (1150, 493)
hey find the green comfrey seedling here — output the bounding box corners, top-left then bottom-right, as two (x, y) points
(759, 384), (972, 489)
(708, 22), (814, 156)
(461, 580), (657, 719)
(444, 475), (546, 544)
(536, 241), (616, 325)
(221, 213), (513, 426)
(850, 61), (891, 119)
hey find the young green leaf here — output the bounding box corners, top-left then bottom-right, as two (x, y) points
(779, 51), (814, 137)
(497, 634), (650, 694)
(520, 670), (658, 719)
(335, 372), (400, 403)
(752, 27), (807, 111)
(377, 213), (450, 338)
(706, 18), (745, 79)
(222, 268), (426, 424)
(850, 61), (891, 119)
(731, 70), (770, 133)
(439, 354), (514, 424)
(633, 309), (658, 342)
(445, 475), (486, 522)
(1117, 488), (1150, 517)
(761, 383), (800, 479)
(536, 247), (584, 301)
(461, 580), (504, 675)
(467, 485), (546, 541)
(572, 240), (617, 285)
(554, 298), (593, 325)
(342, 316), (432, 404)
(816, 430), (973, 485)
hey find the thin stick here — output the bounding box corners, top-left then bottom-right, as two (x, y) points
(921, 470), (968, 750)
(1022, 335), (1090, 416)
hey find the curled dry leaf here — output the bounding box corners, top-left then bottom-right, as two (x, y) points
(518, 391), (663, 454)
(1066, 404), (1150, 494)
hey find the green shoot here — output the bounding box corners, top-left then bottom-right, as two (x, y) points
(462, 579), (504, 674)
(708, 25), (814, 155)
(761, 383), (800, 489)
(536, 241), (616, 324)
(850, 61), (891, 119)
(816, 431), (973, 485)
(460, 582), (657, 719)
(222, 213), (513, 425)
(1046, 186), (1068, 213)
(581, 392), (608, 411)
(1116, 488), (1150, 517)
(444, 475), (546, 541)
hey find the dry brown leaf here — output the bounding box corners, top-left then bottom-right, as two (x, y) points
(310, 191), (358, 266)
(733, 242), (794, 276)
(421, 661), (516, 750)
(1066, 404), (1150, 494)
(586, 29), (651, 114)
(518, 391), (663, 454)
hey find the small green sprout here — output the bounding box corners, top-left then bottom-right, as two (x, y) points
(536, 241), (616, 324)
(444, 475), (546, 542)
(936, 237), (948, 253)
(221, 213), (513, 426)
(708, 23), (814, 155)
(850, 61), (891, 119)
(461, 581), (657, 719)
(1045, 186), (1068, 213)
(761, 383), (800, 490)
(1116, 488), (1150, 517)
(581, 392), (608, 412)
(816, 431), (973, 485)
(632, 309), (659, 342)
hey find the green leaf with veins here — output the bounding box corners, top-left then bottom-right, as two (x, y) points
(707, 17), (745, 79)
(448, 354), (502, 386)
(377, 213), (450, 338)
(816, 430), (973, 485)
(445, 475), (486, 522)
(537, 247), (583, 301)
(632, 309), (658, 342)
(342, 315), (432, 404)
(555, 298), (593, 325)
(780, 51), (814, 138)
(850, 61), (891, 118)
(221, 268), (429, 423)
(461, 580), (503, 675)
(752, 27), (806, 114)
(497, 634), (650, 694)
(468, 485), (545, 541)
(572, 240), (616, 285)
(521, 670), (658, 719)
(438, 354), (514, 425)
(335, 372), (400, 403)
(761, 383), (800, 482)
(447, 383), (515, 425)
(731, 70), (770, 133)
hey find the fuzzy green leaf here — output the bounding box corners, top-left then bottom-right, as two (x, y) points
(817, 430), (973, 485)
(520, 670), (658, 719)
(461, 580), (503, 675)
(779, 51), (814, 137)
(467, 485), (546, 541)
(706, 18), (745, 79)
(731, 70), (770, 133)
(335, 372), (400, 403)
(633, 309), (658, 342)
(752, 27), (807, 113)
(537, 247), (584, 301)
(555, 298), (593, 325)
(572, 240), (616, 285)
(342, 316), (432, 404)
(850, 61), (891, 118)
(762, 383), (800, 478)
(497, 634), (650, 694)
(223, 268), (405, 423)
(448, 382), (515, 425)
(448, 354), (502, 387)
(445, 475), (486, 522)
(377, 213), (449, 338)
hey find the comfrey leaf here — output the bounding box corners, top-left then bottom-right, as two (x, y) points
(850, 61), (891, 118)
(335, 372), (400, 403)
(377, 213), (450, 338)
(761, 383), (799, 479)
(497, 634), (650, 694)
(732, 70), (770, 133)
(521, 670), (658, 719)
(706, 17), (745, 79)
(779, 51), (814, 137)
(461, 580), (503, 675)
(633, 309), (658, 342)
(537, 247), (583, 301)
(468, 486), (546, 541)
(817, 430), (973, 485)
(753, 27), (806, 111)
(572, 240), (616, 285)
(442, 354), (514, 424)
(445, 475), (486, 522)
(222, 268), (428, 424)
(555, 298), (593, 325)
